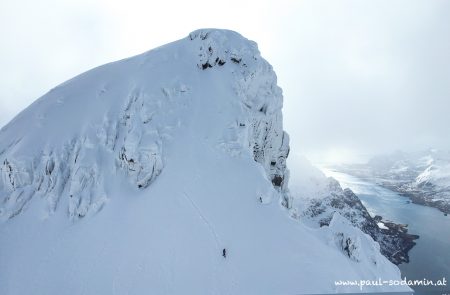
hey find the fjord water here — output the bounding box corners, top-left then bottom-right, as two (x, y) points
(322, 168), (450, 294)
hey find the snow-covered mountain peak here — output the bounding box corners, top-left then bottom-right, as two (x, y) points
(188, 28), (259, 67)
(0, 30), (408, 294)
(0, 28), (290, 221)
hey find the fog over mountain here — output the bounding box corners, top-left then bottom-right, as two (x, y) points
(1, 0), (449, 164)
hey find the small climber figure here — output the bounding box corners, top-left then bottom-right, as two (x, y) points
(222, 248), (227, 258)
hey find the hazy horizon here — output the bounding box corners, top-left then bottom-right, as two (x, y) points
(1, 0), (449, 164)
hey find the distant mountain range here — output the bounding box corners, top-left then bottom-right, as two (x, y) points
(333, 149), (450, 214)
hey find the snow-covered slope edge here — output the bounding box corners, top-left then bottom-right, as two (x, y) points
(0, 29), (409, 294)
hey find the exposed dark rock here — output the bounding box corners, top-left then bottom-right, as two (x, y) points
(215, 57), (226, 66)
(272, 175), (283, 187)
(201, 62), (213, 70)
(303, 187), (419, 265)
(231, 57), (242, 64)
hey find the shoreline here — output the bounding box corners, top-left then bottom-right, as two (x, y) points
(374, 215), (420, 264)
(330, 166), (450, 215)
(378, 182), (450, 215)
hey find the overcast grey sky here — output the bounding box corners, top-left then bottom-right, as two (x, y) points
(1, 0), (449, 163)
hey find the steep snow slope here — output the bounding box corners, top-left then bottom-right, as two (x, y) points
(0, 29), (408, 294)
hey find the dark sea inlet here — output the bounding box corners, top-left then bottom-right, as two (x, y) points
(323, 168), (450, 295)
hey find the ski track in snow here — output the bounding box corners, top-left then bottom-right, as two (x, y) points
(182, 191), (239, 294)
(182, 191), (221, 249)
(181, 191), (223, 294)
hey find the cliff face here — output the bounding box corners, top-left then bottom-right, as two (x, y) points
(0, 29), (408, 294)
(189, 29), (291, 206)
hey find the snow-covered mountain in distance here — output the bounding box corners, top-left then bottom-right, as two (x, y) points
(0, 29), (409, 294)
(337, 149), (450, 214)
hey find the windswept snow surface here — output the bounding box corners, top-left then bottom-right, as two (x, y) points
(0, 29), (408, 294)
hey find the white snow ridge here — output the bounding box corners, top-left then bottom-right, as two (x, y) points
(0, 29), (410, 294)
